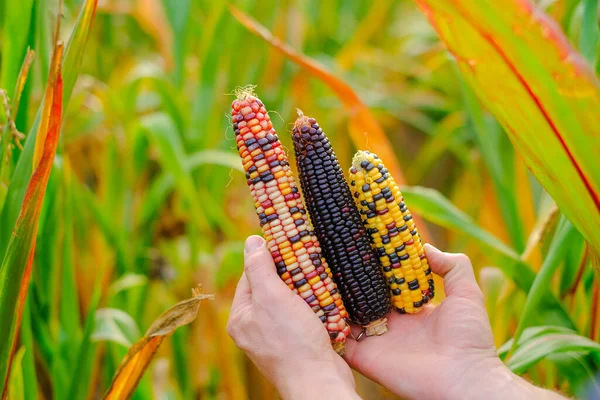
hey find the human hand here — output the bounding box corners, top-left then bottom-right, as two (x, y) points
(344, 244), (564, 400)
(227, 235), (360, 400)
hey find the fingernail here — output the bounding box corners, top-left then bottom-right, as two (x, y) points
(244, 235), (265, 255)
(424, 243), (441, 254)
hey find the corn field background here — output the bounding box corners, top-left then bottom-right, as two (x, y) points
(1, 0), (600, 398)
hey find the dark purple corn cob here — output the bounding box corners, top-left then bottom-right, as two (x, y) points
(292, 113), (391, 336)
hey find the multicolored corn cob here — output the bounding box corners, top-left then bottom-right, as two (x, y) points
(231, 89), (350, 352)
(292, 115), (391, 336)
(349, 150), (434, 314)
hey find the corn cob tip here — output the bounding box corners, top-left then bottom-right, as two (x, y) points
(351, 150), (371, 170)
(364, 318), (388, 336)
(293, 111), (311, 131)
(232, 84), (258, 101)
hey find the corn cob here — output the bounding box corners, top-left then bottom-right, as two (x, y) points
(349, 150), (434, 314)
(292, 115), (391, 336)
(231, 89), (350, 353)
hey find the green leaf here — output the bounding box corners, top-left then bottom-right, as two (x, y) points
(78, 186), (134, 274)
(500, 326), (600, 374)
(19, 299), (37, 400)
(60, 163), (82, 341)
(7, 347), (25, 400)
(109, 274), (149, 297)
(161, 0), (192, 86)
(66, 287), (101, 400)
(138, 113), (208, 231)
(401, 185), (575, 329)
(509, 216), (581, 354)
(62, 0), (98, 105)
(579, 0), (599, 65)
(416, 0), (600, 255)
(401, 185), (519, 261)
(0, 0), (35, 95)
(92, 308), (141, 347)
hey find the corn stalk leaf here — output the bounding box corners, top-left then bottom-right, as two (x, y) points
(401, 185), (575, 329)
(0, 42), (64, 398)
(6, 347), (25, 400)
(0, 0), (98, 261)
(0, 49), (35, 187)
(0, 0), (35, 96)
(509, 216), (581, 355)
(498, 326), (600, 374)
(415, 0), (600, 255)
(103, 292), (213, 400)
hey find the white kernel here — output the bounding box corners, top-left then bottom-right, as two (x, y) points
(297, 254), (309, 263)
(286, 262), (299, 271)
(273, 202), (287, 211)
(286, 228), (299, 237)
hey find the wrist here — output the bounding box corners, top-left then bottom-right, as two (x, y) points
(276, 355), (359, 400)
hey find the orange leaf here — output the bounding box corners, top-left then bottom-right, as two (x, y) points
(133, 0), (174, 70)
(0, 42), (63, 398)
(228, 6), (405, 184)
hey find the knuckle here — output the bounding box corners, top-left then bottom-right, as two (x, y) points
(226, 312), (243, 339)
(226, 319), (236, 339)
(454, 253), (472, 267)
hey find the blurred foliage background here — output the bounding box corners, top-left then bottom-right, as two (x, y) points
(1, 0), (600, 398)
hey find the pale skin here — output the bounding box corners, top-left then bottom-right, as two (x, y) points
(227, 235), (566, 400)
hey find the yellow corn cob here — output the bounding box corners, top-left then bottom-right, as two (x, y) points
(231, 88), (350, 352)
(349, 150), (434, 314)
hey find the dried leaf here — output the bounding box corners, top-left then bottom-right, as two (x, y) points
(103, 292), (213, 400)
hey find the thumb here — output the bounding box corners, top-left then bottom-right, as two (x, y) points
(424, 244), (483, 304)
(244, 235), (291, 300)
